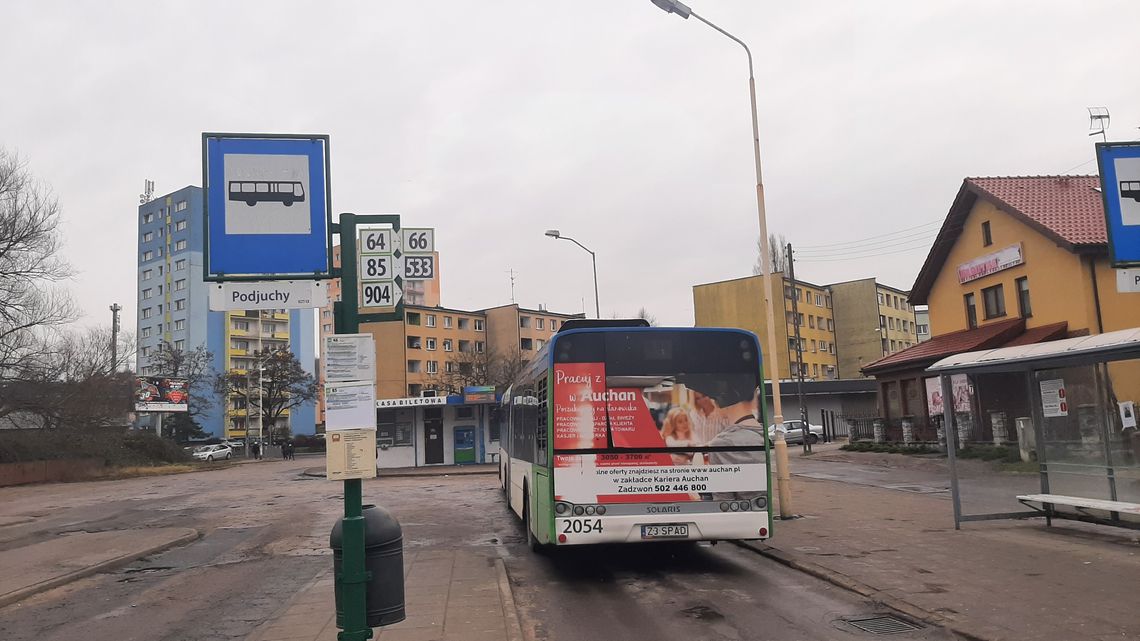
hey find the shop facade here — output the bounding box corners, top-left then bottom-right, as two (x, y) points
(374, 392), (501, 469)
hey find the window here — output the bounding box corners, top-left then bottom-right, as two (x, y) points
(808, 316), (815, 329)
(141, 327), (152, 339)
(1016, 277), (1032, 318)
(426, 360), (438, 374)
(142, 250), (154, 261)
(815, 294), (823, 306)
(407, 336), (422, 349)
(536, 339), (545, 350)
(142, 307), (153, 319)
(174, 279), (186, 291)
(878, 293), (885, 304)
(175, 299), (186, 311)
(459, 340), (471, 353)
(323, 323), (332, 332)
(143, 231), (154, 242)
(879, 314), (886, 328)
(825, 295), (832, 308)
(794, 287), (802, 301)
(425, 337), (436, 351)
(521, 338), (533, 351)
(810, 339), (817, 352)
(175, 200), (188, 212)
(536, 318), (545, 330)
(142, 288), (153, 300)
(475, 341), (485, 353)
(445, 361), (456, 373)
(175, 259), (186, 271)
(174, 339), (185, 350)
(888, 317), (895, 330)
(234, 320), (249, 331)
(143, 212), (154, 224)
(520, 316), (531, 329)
(982, 284), (1006, 319)
(982, 221), (992, 246)
(407, 312), (421, 326)
(890, 339), (897, 351)
(157, 285), (163, 295)
(444, 316), (452, 328)
(174, 319), (185, 331)
(426, 314), (436, 327)
(818, 316), (825, 328)
(917, 323), (929, 335)
(964, 293), (978, 329)
(798, 312), (805, 325)
(894, 295), (900, 309)
(443, 339), (453, 352)
(141, 346), (150, 357)
(827, 319), (834, 331)
(142, 269), (152, 280)
(881, 337), (888, 354)
(175, 219), (187, 231)
(474, 319), (485, 331)
(813, 363), (819, 378)
(457, 318), (470, 330)
(175, 239), (187, 251)
(551, 320), (558, 331)
(784, 285), (794, 299)
(407, 360), (422, 373)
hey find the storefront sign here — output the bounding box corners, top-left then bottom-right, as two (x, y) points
(1040, 379), (1068, 417)
(957, 243), (1024, 284)
(462, 385), (496, 404)
(326, 429), (377, 481)
(375, 396), (447, 408)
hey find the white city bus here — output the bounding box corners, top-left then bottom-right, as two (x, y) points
(498, 320), (771, 550)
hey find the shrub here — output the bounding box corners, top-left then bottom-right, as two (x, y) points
(0, 429), (191, 466)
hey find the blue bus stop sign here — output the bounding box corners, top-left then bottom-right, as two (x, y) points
(1096, 141), (1140, 267)
(203, 133), (332, 281)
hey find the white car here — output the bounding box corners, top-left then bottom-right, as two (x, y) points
(192, 444), (233, 461)
(768, 420), (823, 445)
(221, 439), (244, 450)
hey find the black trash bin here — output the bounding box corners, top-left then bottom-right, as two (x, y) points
(330, 504), (406, 628)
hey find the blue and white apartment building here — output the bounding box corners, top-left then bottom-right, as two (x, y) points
(136, 186), (316, 439)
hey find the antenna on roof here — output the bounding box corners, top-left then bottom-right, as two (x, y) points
(1087, 107), (1110, 143)
(139, 179), (155, 205)
(506, 267), (516, 303)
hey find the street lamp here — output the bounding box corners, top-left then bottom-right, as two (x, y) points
(650, 0), (795, 517)
(545, 229), (600, 319)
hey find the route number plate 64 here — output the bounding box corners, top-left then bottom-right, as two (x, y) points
(641, 524), (689, 539)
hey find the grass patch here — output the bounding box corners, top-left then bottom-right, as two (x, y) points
(841, 441), (938, 455)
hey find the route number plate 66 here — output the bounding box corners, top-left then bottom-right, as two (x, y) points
(641, 524), (689, 539)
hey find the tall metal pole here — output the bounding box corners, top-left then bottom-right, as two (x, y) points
(258, 310), (264, 447)
(109, 303), (122, 373)
(590, 250), (600, 319)
(785, 243), (809, 453)
(678, 6), (794, 516)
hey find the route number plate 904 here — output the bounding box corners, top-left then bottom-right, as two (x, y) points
(641, 524), (689, 539)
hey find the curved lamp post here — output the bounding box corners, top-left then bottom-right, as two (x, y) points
(545, 229), (600, 319)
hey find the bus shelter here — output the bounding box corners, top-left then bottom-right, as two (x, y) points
(927, 327), (1140, 530)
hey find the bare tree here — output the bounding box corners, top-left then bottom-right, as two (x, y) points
(214, 347), (317, 441)
(753, 233), (788, 276)
(0, 149), (75, 381)
(147, 341), (215, 420)
(636, 307), (658, 326)
(425, 347), (528, 396)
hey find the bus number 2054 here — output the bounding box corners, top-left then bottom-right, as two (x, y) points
(561, 519), (604, 534)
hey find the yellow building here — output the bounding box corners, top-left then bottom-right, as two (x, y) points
(865, 175), (1140, 438)
(693, 274), (838, 380)
(223, 309), (291, 439)
(830, 279), (919, 378)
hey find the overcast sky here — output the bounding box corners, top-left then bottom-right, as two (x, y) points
(3, 1), (1139, 331)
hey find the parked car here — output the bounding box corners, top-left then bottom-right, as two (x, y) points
(768, 420), (823, 445)
(221, 439), (245, 451)
(192, 444), (232, 462)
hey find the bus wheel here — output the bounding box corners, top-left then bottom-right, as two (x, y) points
(522, 489), (543, 552)
(246, 199), (257, 206)
(283, 200), (293, 207)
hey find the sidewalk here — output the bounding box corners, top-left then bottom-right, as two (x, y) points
(754, 471), (1140, 641)
(302, 464), (498, 479)
(245, 548), (522, 641)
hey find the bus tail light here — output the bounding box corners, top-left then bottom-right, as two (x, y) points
(555, 502), (570, 515)
(758, 527), (768, 537)
(558, 533), (567, 543)
(584, 506), (596, 515)
(719, 502), (730, 512)
(573, 505), (585, 516)
(596, 506), (606, 515)
(754, 496), (768, 510)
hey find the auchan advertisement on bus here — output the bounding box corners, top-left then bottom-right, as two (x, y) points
(552, 363), (767, 504)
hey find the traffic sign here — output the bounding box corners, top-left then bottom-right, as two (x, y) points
(360, 280), (402, 308)
(202, 133), (332, 281)
(1096, 142), (1140, 267)
(403, 254), (435, 280)
(208, 280), (328, 311)
(359, 255), (394, 282)
(359, 228), (394, 255)
(402, 228), (434, 253)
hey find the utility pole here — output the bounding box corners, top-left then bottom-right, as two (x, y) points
(786, 243), (810, 453)
(109, 303), (122, 373)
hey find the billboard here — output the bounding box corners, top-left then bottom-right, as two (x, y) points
(134, 376), (189, 412)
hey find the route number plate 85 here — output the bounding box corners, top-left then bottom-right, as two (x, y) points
(641, 524), (689, 539)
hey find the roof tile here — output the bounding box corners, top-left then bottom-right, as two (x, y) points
(966, 176), (1106, 246)
(862, 318), (1023, 374)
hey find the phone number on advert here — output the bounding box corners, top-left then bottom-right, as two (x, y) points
(617, 484), (707, 493)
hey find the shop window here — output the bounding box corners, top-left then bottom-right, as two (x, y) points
(982, 284), (1006, 319)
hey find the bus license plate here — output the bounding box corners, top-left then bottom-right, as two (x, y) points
(641, 524), (689, 539)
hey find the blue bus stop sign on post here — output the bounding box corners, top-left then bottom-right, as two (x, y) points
(203, 133), (332, 281)
(1096, 141), (1140, 268)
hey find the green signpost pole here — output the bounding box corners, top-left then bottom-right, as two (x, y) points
(333, 212), (403, 641)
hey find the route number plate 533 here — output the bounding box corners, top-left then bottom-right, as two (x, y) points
(641, 524), (689, 539)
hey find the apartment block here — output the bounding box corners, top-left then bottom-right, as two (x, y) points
(829, 278), (918, 378)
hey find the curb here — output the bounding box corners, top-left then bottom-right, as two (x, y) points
(733, 541), (989, 641)
(0, 527), (200, 609)
(495, 557), (526, 641)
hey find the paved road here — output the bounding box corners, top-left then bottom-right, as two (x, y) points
(0, 460), (961, 641)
